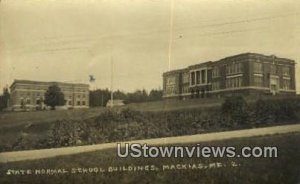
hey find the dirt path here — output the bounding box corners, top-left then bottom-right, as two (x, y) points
(0, 124), (300, 163)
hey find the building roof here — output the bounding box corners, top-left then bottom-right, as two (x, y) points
(10, 79), (89, 89)
(163, 52), (295, 75)
(189, 61), (212, 69)
(217, 52), (295, 64)
(163, 68), (187, 76)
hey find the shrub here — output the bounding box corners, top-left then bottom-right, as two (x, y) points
(254, 98), (300, 125)
(221, 96), (250, 127)
(6, 97), (300, 152)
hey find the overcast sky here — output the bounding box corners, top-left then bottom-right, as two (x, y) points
(0, 0), (300, 93)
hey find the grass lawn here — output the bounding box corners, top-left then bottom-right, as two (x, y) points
(2, 95), (297, 128)
(0, 132), (299, 184)
(0, 107), (106, 128)
(0, 98), (223, 152)
(126, 97), (223, 112)
(0, 107), (106, 151)
(0, 97), (223, 127)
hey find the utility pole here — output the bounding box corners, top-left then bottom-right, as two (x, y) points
(110, 56), (114, 107)
(168, 0), (174, 71)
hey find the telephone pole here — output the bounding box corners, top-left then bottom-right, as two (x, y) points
(110, 56), (114, 107)
(168, 0), (174, 71)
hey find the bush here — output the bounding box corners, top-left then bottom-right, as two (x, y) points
(221, 96), (250, 127)
(254, 98), (300, 125)
(5, 97), (300, 152)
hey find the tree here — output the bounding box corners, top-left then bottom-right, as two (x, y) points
(126, 89), (148, 103)
(0, 88), (10, 111)
(113, 90), (127, 100)
(89, 89), (111, 107)
(149, 89), (163, 101)
(44, 85), (65, 110)
(89, 88), (163, 107)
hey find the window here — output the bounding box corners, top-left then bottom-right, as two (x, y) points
(82, 101), (86, 106)
(182, 73), (189, 83)
(36, 100), (40, 105)
(270, 65), (277, 75)
(212, 67), (220, 78)
(182, 86), (189, 93)
(238, 63), (242, 73)
(212, 81), (220, 90)
(253, 62), (263, 73)
(166, 76), (176, 85)
(226, 65), (229, 74)
(77, 101), (81, 106)
(69, 101), (72, 105)
(201, 70), (205, 83)
(196, 71), (200, 84)
(226, 62), (242, 75)
(253, 76), (263, 87)
(191, 72), (195, 85)
(282, 79), (290, 90)
(166, 86), (175, 95)
(226, 77), (243, 88)
(282, 66), (290, 76)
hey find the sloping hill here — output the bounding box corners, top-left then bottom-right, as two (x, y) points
(1, 124), (299, 163)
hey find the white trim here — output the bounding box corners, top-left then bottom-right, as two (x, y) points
(279, 89), (296, 92)
(180, 93), (191, 96)
(163, 94), (180, 98)
(282, 76), (291, 80)
(189, 67), (209, 72)
(13, 89), (88, 94)
(226, 74), (243, 78)
(270, 75), (279, 79)
(210, 86), (269, 93)
(14, 89), (46, 92)
(72, 106), (89, 109)
(164, 92), (192, 98)
(11, 104), (36, 108)
(192, 83), (212, 87)
(253, 73), (263, 77)
(163, 87), (296, 98)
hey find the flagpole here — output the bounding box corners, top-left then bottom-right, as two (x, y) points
(168, 0), (174, 71)
(110, 56), (114, 107)
(108, 3), (114, 108)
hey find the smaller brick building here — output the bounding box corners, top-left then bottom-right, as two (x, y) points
(163, 53), (296, 99)
(9, 80), (89, 110)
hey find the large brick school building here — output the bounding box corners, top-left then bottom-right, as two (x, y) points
(163, 53), (296, 99)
